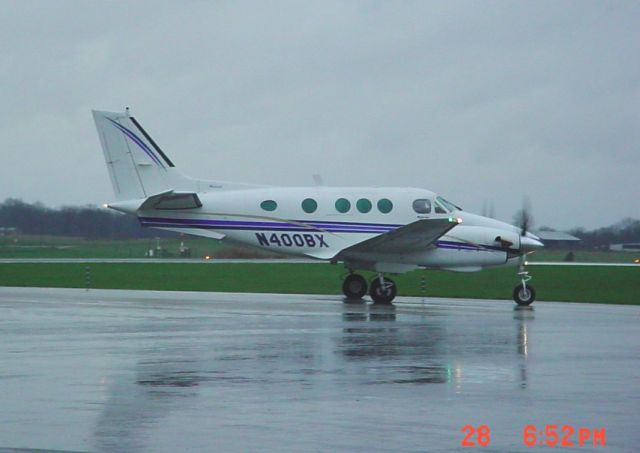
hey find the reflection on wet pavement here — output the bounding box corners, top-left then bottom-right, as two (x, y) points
(0, 288), (638, 452)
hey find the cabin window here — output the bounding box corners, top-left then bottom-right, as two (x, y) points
(434, 200), (447, 214)
(377, 198), (393, 214)
(301, 198), (318, 213)
(356, 198), (372, 213)
(335, 198), (351, 213)
(413, 199), (431, 214)
(260, 200), (277, 211)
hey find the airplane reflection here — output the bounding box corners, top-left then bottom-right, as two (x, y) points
(514, 306), (535, 388)
(93, 318), (205, 452)
(339, 304), (448, 384)
(93, 357), (202, 452)
(338, 303), (536, 388)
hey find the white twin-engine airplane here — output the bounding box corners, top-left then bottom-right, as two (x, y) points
(92, 109), (544, 306)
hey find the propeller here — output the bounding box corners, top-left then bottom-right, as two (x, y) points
(514, 196), (533, 237)
(513, 196), (544, 284)
(448, 197), (542, 256)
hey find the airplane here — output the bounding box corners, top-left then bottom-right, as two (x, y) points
(92, 109), (544, 306)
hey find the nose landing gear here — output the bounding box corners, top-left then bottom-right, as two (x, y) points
(513, 264), (536, 306)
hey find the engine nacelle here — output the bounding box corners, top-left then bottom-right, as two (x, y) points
(449, 225), (520, 251)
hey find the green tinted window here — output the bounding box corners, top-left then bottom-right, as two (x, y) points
(260, 200), (277, 211)
(335, 198), (351, 213)
(356, 198), (372, 213)
(377, 198), (393, 214)
(436, 196), (462, 211)
(301, 198), (317, 213)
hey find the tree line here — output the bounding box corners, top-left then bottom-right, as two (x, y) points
(0, 198), (172, 239)
(569, 218), (640, 249)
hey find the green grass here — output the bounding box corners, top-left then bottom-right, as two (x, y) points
(0, 262), (638, 305)
(529, 249), (637, 263)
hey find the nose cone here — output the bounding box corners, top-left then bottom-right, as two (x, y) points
(521, 235), (544, 251)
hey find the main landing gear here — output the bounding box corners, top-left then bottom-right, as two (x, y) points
(369, 274), (397, 304)
(342, 273), (367, 299)
(513, 263), (536, 306)
(342, 273), (397, 305)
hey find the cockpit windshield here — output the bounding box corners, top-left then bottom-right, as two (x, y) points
(435, 196), (462, 213)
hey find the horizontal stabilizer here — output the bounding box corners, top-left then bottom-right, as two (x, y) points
(107, 190), (202, 214)
(140, 190), (202, 210)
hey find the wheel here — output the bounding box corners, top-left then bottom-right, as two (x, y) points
(370, 276), (397, 304)
(342, 274), (367, 299)
(513, 284), (535, 306)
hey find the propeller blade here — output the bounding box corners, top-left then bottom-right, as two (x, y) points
(518, 196), (533, 236)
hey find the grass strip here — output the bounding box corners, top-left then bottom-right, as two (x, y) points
(0, 263), (638, 305)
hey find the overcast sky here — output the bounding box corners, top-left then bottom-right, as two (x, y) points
(1, 0), (638, 230)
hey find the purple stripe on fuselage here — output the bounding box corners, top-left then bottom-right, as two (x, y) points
(140, 217), (401, 229)
(107, 119), (165, 168)
(292, 219), (404, 228)
(436, 240), (511, 253)
(141, 222), (391, 234)
(139, 217), (398, 232)
(436, 240), (479, 250)
(436, 243), (479, 251)
(140, 217), (319, 229)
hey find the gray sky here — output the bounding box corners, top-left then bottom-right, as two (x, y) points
(1, 0), (638, 230)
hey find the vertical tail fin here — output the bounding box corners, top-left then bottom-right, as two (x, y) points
(92, 109), (190, 200)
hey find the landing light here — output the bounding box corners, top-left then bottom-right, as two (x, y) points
(204, 255), (211, 260)
(448, 217), (462, 224)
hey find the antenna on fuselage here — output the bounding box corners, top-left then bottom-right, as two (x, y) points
(312, 174), (324, 186)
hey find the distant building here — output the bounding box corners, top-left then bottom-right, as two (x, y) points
(0, 227), (19, 236)
(534, 230), (581, 249)
(610, 243), (640, 252)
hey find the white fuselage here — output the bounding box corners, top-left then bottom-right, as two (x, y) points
(134, 186), (527, 272)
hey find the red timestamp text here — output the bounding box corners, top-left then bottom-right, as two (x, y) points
(523, 424), (606, 447)
(460, 424), (491, 447)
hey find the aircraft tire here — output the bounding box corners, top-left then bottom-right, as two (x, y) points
(513, 284), (535, 306)
(342, 274), (367, 299)
(370, 277), (397, 304)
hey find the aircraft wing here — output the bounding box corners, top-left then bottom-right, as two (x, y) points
(105, 190), (224, 239)
(340, 217), (461, 255)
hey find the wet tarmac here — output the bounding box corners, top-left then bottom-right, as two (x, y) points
(0, 287), (638, 452)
